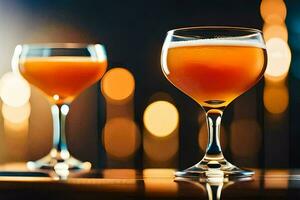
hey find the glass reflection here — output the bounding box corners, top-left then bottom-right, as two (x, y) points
(175, 171), (252, 200)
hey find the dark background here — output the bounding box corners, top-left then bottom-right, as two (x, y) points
(0, 0), (299, 171)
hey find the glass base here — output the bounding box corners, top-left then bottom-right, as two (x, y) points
(27, 149), (91, 171)
(175, 158), (254, 179)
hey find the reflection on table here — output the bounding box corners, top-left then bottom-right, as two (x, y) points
(0, 164), (297, 199)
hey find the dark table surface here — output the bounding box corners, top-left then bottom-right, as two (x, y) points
(0, 163), (299, 199)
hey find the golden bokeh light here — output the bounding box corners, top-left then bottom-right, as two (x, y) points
(2, 102), (31, 123)
(103, 117), (140, 160)
(101, 68), (135, 102)
(0, 72), (31, 107)
(230, 120), (262, 157)
(198, 124), (227, 152)
(143, 169), (175, 178)
(260, 0), (286, 24)
(103, 169), (136, 179)
(264, 38), (291, 80)
(264, 170), (289, 189)
(144, 179), (178, 196)
(4, 119), (29, 135)
(143, 101), (179, 137)
(102, 169), (137, 190)
(263, 23), (288, 42)
(2, 95), (30, 161)
(143, 169), (178, 195)
(264, 83), (289, 114)
(143, 129), (178, 162)
(4, 119), (29, 162)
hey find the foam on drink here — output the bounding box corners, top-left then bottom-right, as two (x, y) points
(168, 38), (266, 49)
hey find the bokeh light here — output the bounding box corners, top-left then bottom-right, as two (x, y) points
(2, 102), (31, 123)
(264, 170), (289, 189)
(144, 179), (178, 196)
(261, 0), (290, 117)
(102, 169), (137, 189)
(264, 83), (289, 114)
(103, 169), (136, 179)
(198, 124), (227, 152)
(4, 119), (29, 135)
(230, 120), (262, 157)
(143, 101), (179, 137)
(3, 118), (29, 162)
(264, 38), (291, 80)
(143, 169), (178, 195)
(143, 169), (175, 178)
(263, 23), (288, 42)
(0, 72), (31, 107)
(103, 117), (140, 160)
(101, 68), (135, 102)
(260, 0), (286, 24)
(143, 129), (178, 162)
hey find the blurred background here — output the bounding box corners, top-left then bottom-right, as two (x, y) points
(0, 0), (297, 172)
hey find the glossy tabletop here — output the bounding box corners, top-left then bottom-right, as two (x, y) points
(0, 164), (298, 199)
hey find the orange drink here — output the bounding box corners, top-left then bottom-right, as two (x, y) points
(163, 40), (266, 108)
(20, 56), (107, 104)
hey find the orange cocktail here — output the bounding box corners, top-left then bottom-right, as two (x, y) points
(161, 27), (267, 178)
(15, 43), (107, 171)
(164, 41), (266, 108)
(20, 56), (107, 104)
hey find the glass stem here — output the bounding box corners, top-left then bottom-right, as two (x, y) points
(204, 109), (224, 160)
(51, 104), (70, 155)
(206, 183), (223, 200)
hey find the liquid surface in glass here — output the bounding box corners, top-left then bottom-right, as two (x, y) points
(163, 39), (266, 108)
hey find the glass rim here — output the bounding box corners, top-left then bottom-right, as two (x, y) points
(18, 43), (105, 48)
(168, 26), (262, 37)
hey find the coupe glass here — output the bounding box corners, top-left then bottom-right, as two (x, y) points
(13, 43), (107, 171)
(161, 27), (267, 178)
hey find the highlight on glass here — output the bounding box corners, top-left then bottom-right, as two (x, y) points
(13, 43), (107, 171)
(161, 26), (267, 178)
